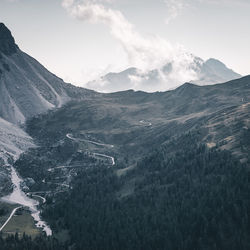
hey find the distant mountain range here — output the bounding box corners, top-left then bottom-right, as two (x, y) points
(86, 56), (241, 93)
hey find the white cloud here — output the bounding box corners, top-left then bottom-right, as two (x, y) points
(164, 0), (185, 24)
(62, 0), (199, 92)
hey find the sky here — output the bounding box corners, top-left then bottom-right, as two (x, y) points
(0, 0), (249, 91)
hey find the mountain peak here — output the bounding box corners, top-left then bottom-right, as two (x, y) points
(0, 23), (18, 56)
(205, 58), (226, 67)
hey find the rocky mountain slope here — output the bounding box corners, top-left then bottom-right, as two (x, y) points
(0, 117), (34, 164)
(0, 117), (34, 195)
(0, 23), (93, 126)
(0, 23), (94, 196)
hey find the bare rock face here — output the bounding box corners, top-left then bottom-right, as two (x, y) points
(0, 22), (68, 125)
(0, 23), (94, 126)
(0, 30), (70, 125)
(0, 23), (18, 56)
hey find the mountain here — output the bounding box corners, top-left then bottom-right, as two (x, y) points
(0, 116), (34, 195)
(0, 23), (95, 197)
(0, 22), (250, 249)
(0, 117), (34, 165)
(0, 23), (94, 126)
(25, 75), (250, 164)
(86, 56), (241, 93)
(15, 75), (250, 249)
(192, 57), (242, 85)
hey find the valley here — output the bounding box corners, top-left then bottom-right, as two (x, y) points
(0, 75), (249, 248)
(5, 76), (248, 249)
(0, 22), (250, 249)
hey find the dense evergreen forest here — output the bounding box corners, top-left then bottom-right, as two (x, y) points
(0, 233), (65, 250)
(30, 131), (250, 250)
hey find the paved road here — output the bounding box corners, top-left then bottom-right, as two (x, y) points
(139, 120), (152, 127)
(0, 206), (22, 232)
(27, 194), (46, 204)
(93, 153), (115, 166)
(66, 134), (114, 148)
(66, 133), (116, 166)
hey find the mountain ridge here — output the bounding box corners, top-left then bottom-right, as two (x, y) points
(86, 57), (241, 93)
(0, 23), (18, 56)
(0, 23), (95, 125)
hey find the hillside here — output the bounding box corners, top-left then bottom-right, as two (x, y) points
(25, 76), (250, 161)
(12, 75), (250, 249)
(0, 22), (249, 250)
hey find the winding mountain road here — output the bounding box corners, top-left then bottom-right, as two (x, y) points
(66, 133), (116, 166)
(27, 193), (46, 204)
(93, 153), (115, 166)
(66, 134), (114, 148)
(139, 120), (152, 127)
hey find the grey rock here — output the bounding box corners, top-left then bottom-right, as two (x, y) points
(0, 23), (18, 56)
(0, 23), (95, 126)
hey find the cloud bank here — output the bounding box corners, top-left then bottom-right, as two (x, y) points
(62, 0), (199, 92)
